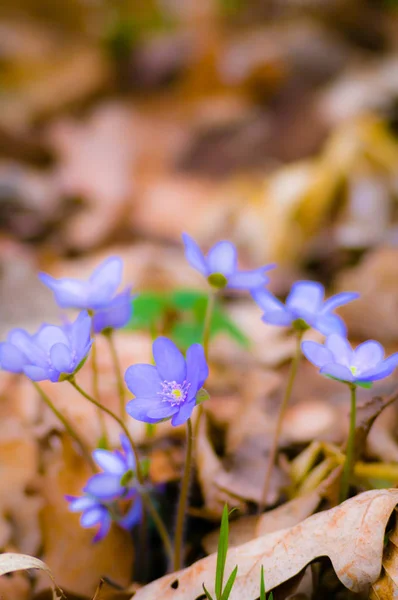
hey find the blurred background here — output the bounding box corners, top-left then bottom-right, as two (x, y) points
(1, 0), (398, 336)
(2, 3), (398, 597)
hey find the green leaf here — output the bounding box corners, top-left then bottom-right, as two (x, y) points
(260, 565), (266, 600)
(196, 388), (210, 405)
(128, 293), (167, 330)
(211, 309), (250, 349)
(202, 584), (214, 600)
(357, 381), (373, 389)
(171, 290), (206, 311)
(215, 505), (230, 599)
(220, 566), (238, 600)
(171, 322), (203, 349)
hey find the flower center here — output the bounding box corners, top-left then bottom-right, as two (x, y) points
(350, 366), (358, 375)
(158, 380), (190, 406)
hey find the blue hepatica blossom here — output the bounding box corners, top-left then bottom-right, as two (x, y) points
(302, 333), (398, 385)
(125, 337), (208, 426)
(0, 311), (92, 382)
(182, 233), (275, 290)
(92, 287), (134, 334)
(252, 281), (359, 336)
(67, 434), (143, 541)
(67, 494), (113, 542)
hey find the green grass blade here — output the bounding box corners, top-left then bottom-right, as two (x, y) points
(260, 565), (266, 600)
(202, 584), (214, 600)
(215, 505), (229, 599)
(220, 566), (238, 600)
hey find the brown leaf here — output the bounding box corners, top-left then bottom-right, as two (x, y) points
(371, 509), (398, 598)
(354, 390), (398, 461)
(132, 489), (398, 599)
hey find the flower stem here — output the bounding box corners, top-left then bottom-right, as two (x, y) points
(174, 417), (193, 572)
(105, 331), (125, 419)
(258, 330), (303, 513)
(91, 339), (108, 446)
(340, 384), (357, 503)
(69, 378), (173, 562)
(203, 291), (216, 360)
(32, 381), (96, 472)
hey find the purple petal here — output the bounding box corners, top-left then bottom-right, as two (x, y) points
(227, 266), (274, 290)
(326, 334), (353, 367)
(80, 506), (105, 527)
(126, 397), (166, 423)
(84, 473), (123, 499)
(35, 325), (69, 352)
(321, 292), (360, 314)
(124, 364), (162, 397)
(93, 511), (112, 542)
(286, 281), (324, 315)
(313, 313), (347, 336)
(23, 365), (51, 382)
(171, 400), (196, 426)
(0, 342), (27, 373)
(39, 273), (88, 309)
(207, 241), (237, 277)
(8, 329), (46, 365)
(120, 434), (135, 470)
(68, 496), (98, 512)
(251, 288), (285, 313)
(146, 404), (178, 419)
(93, 449), (126, 475)
(301, 341), (334, 367)
(186, 344), (208, 397)
(92, 288), (133, 333)
(320, 363), (354, 382)
(358, 353), (398, 382)
(119, 496), (142, 529)
(88, 257), (123, 308)
(50, 343), (72, 373)
(69, 311), (92, 355)
(152, 337), (186, 382)
(182, 233), (208, 276)
(262, 310), (293, 327)
(353, 341), (384, 372)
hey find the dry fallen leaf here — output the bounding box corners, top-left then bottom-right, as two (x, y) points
(132, 488), (398, 599)
(370, 508), (398, 599)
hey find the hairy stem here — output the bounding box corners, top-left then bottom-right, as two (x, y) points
(33, 381), (96, 472)
(105, 331), (126, 419)
(69, 378), (173, 562)
(258, 331), (303, 513)
(340, 384), (357, 502)
(174, 417), (193, 571)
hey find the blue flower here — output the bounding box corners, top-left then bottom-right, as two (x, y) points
(66, 494), (113, 542)
(84, 434), (140, 503)
(39, 257), (124, 310)
(92, 287), (134, 334)
(182, 233), (275, 290)
(67, 435), (144, 541)
(125, 337), (208, 426)
(302, 333), (398, 385)
(0, 311), (92, 382)
(252, 281), (359, 336)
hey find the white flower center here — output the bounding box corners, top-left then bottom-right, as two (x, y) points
(158, 380), (190, 406)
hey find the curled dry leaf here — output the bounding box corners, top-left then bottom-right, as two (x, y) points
(0, 553), (62, 599)
(132, 489), (398, 599)
(370, 509), (398, 599)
